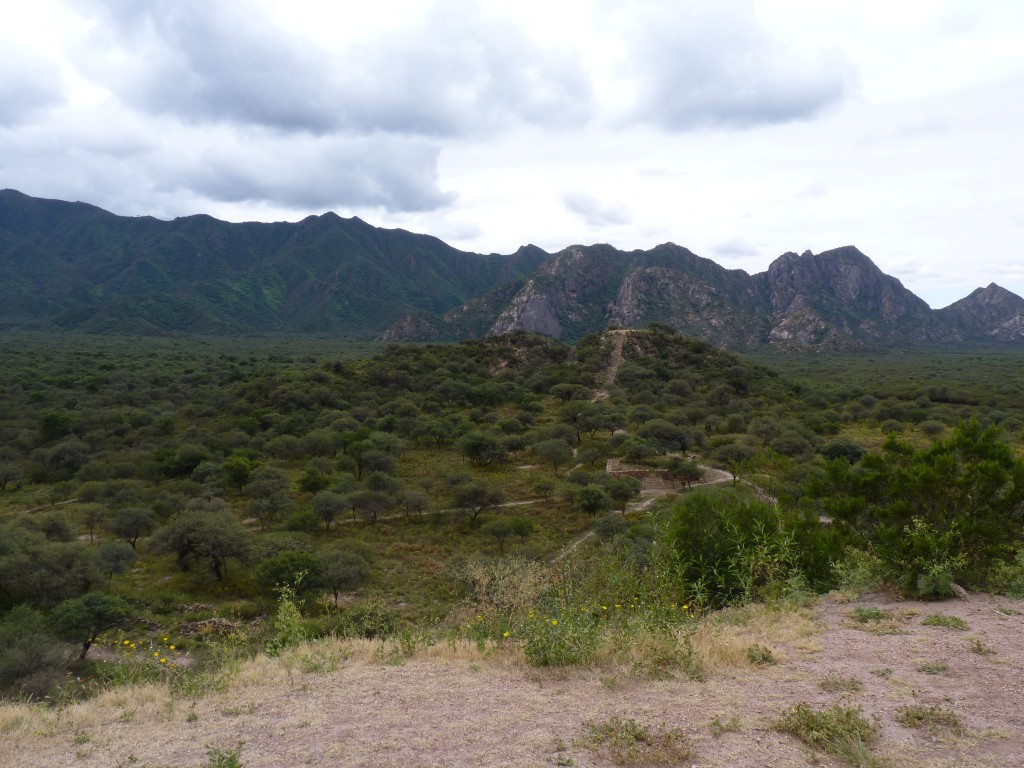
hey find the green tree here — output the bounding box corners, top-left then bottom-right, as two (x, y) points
(664, 456), (703, 489)
(50, 592), (131, 659)
(0, 605), (66, 698)
(713, 443), (756, 486)
(532, 439), (573, 474)
(456, 430), (506, 466)
(298, 465), (331, 494)
(80, 503), (106, 543)
(350, 489), (390, 525)
(108, 507), (157, 550)
(95, 541), (138, 580)
(576, 486), (613, 517)
(256, 551), (327, 597)
(312, 491), (347, 531)
(0, 462), (23, 492)
(38, 410), (73, 441)
(221, 455), (253, 488)
(482, 519), (513, 553)
(509, 517), (535, 545)
(452, 481), (506, 527)
(323, 545), (373, 604)
(151, 505), (252, 580)
(606, 476), (642, 512)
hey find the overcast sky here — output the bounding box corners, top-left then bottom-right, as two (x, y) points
(3, 0), (1023, 307)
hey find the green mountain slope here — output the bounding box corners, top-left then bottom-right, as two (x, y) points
(0, 190), (548, 335)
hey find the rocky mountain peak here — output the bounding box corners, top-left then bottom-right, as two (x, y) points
(936, 282), (1024, 342)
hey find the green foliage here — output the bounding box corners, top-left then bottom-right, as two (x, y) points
(521, 610), (600, 667)
(0, 605), (67, 699)
(205, 741), (245, 768)
(108, 507), (157, 549)
(988, 549), (1024, 597)
(809, 419), (1024, 595)
(831, 547), (885, 597)
(666, 490), (836, 606)
(256, 551), (327, 596)
(322, 544), (373, 603)
(267, 584), (307, 656)
(575, 486), (613, 517)
(921, 614), (968, 630)
(533, 438), (574, 472)
(849, 607), (891, 624)
(49, 592), (131, 659)
(151, 504), (252, 580)
(455, 430), (506, 466)
(894, 517), (968, 599)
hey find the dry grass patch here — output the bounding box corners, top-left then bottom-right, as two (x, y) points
(776, 702), (885, 767)
(895, 703), (963, 734)
(846, 606), (911, 635)
(578, 715), (695, 766)
(690, 602), (820, 673)
(820, 672), (864, 694)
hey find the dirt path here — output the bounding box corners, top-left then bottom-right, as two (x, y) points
(591, 329), (629, 401)
(551, 465), (737, 562)
(12, 593), (1021, 768)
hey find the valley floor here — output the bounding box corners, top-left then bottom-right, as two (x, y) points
(6, 592), (1022, 767)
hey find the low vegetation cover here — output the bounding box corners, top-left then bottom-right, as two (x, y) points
(0, 324), (1023, 719)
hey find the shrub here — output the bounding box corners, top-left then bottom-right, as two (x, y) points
(831, 547), (885, 596)
(521, 610), (599, 667)
(776, 703), (879, 763)
(0, 605), (68, 699)
(256, 551), (327, 597)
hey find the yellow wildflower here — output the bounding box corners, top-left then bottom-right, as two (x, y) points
(551, 619), (558, 626)
(502, 631), (510, 638)
(160, 658), (167, 664)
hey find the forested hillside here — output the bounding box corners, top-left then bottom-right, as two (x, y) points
(2, 327), (1023, 713)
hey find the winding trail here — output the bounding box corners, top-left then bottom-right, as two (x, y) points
(550, 464), (738, 563)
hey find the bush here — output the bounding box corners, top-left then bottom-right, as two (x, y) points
(892, 517), (967, 599)
(831, 547), (885, 596)
(521, 609), (599, 667)
(666, 490), (836, 606)
(0, 605), (68, 699)
(256, 551), (327, 597)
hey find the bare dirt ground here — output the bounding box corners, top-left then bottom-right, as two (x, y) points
(7, 592), (1021, 768)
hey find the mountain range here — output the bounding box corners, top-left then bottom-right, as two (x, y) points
(2, 188), (1022, 351)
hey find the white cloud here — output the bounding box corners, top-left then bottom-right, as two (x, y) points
(563, 191), (632, 227)
(610, 0), (855, 130)
(1, 0), (1024, 307)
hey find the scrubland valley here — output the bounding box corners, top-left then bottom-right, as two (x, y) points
(2, 326), (1023, 767)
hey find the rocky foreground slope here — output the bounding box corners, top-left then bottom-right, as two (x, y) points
(6, 594), (1022, 767)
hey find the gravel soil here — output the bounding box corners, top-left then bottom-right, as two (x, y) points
(8, 592), (1022, 767)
